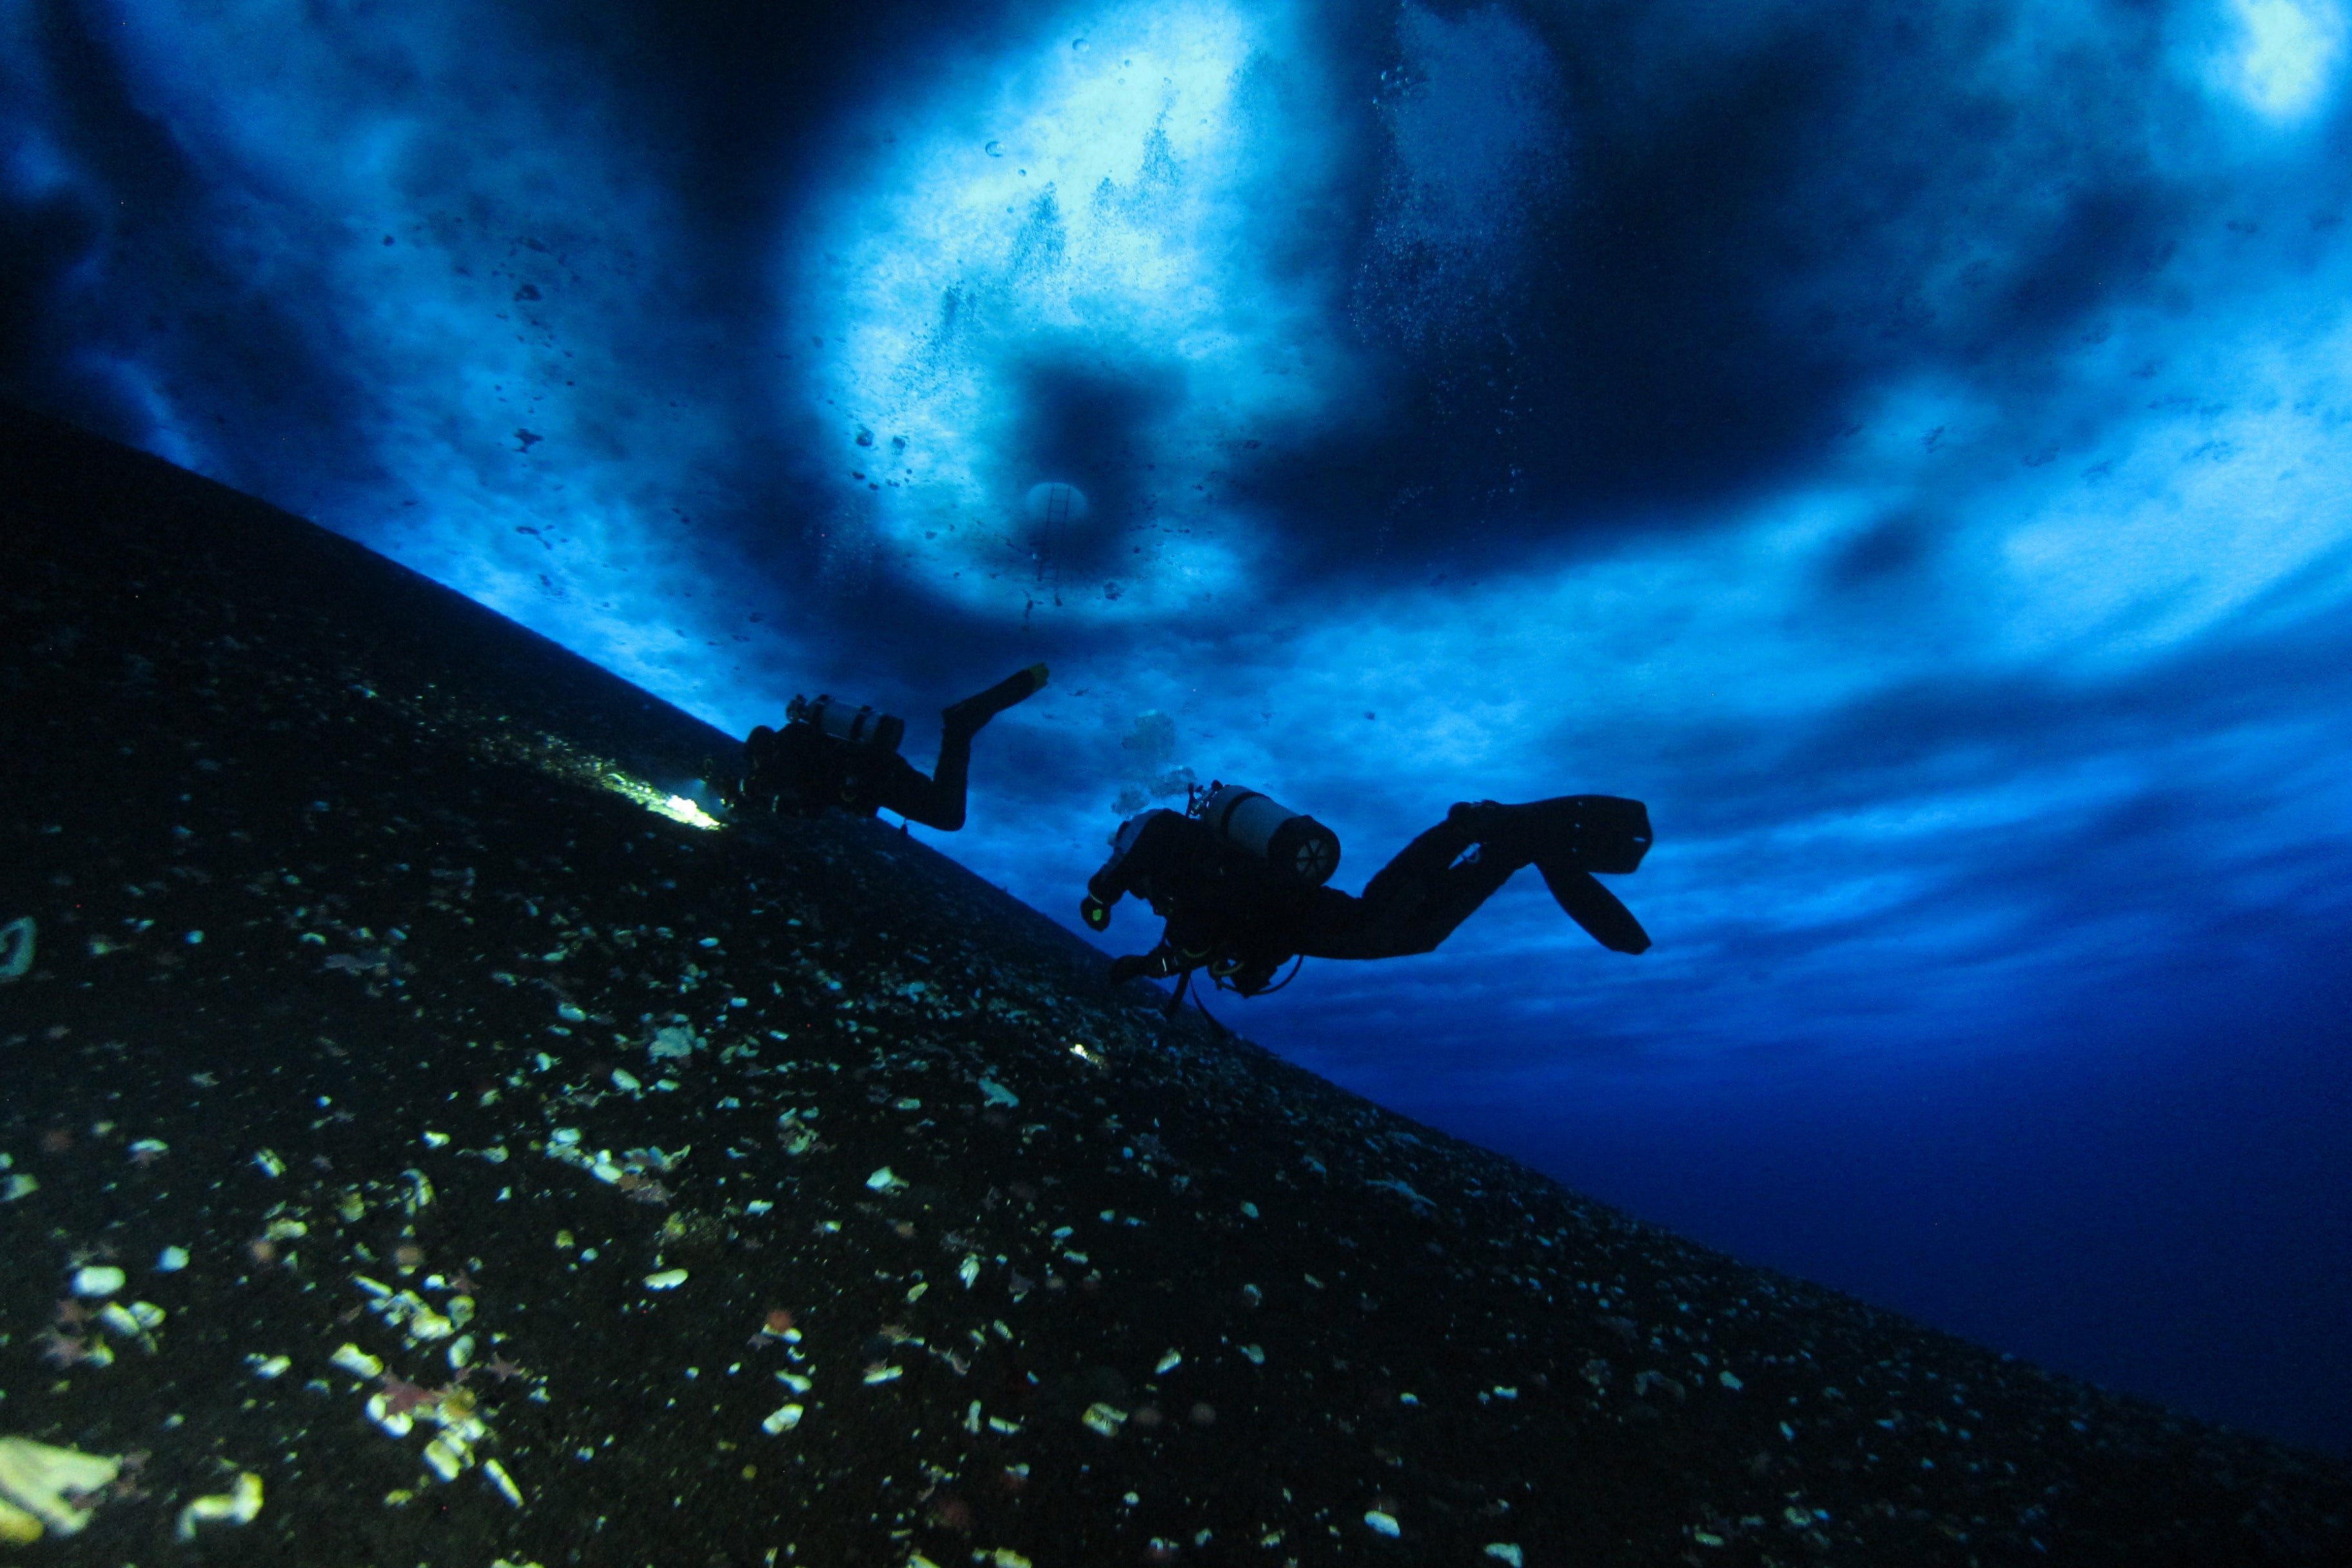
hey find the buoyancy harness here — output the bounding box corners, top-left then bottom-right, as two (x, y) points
(1085, 781), (1340, 996)
(744, 693), (908, 813)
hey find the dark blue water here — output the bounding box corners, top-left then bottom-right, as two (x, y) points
(1375, 942), (2352, 1456)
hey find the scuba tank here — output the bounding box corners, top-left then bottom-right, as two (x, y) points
(1195, 782), (1340, 887)
(786, 694), (906, 754)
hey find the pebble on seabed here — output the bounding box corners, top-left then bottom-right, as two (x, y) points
(69, 1265), (126, 1298)
(174, 1471), (263, 1540)
(0, 1438), (122, 1538)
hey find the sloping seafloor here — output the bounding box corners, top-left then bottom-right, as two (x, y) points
(2, 399), (2347, 1568)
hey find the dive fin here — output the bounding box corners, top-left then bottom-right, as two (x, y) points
(1536, 861), (1651, 954)
(943, 663), (1050, 736)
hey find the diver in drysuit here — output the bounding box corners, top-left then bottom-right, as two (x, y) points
(734, 664), (1047, 831)
(1082, 786), (1652, 996)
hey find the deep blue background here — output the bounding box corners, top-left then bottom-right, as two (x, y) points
(5, 0), (2349, 1452)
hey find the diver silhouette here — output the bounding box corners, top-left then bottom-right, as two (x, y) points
(735, 665), (1047, 831)
(1082, 785), (1652, 996)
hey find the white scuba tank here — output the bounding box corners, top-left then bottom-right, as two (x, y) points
(1197, 783), (1341, 887)
(787, 694), (906, 754)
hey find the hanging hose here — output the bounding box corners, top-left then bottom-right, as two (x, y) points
(1208, 952), (1307, 997)
(1251, 954), (1308, 995)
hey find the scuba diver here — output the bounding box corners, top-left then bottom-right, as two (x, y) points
(733, 664), (1048, 830)
(1082, 784), (1652, 997)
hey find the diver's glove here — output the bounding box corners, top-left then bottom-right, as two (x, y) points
(1108, 945), (1183, 986)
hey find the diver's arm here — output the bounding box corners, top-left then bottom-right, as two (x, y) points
(1080, 871), (1123, 932)
(1108, 941), (1188, 986)
(1081, 808), (1188, 930)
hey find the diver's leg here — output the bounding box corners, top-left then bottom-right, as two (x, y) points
(874, 754), (965, 831)
(1375, 830), (1523, 957)
(1304, 816), (1523, 959)
(1293, 886), (1378, 959)
(901, 663), (1048, 831)
(1357, 814), (1482, 910)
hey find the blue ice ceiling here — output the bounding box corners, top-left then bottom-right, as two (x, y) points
(6, 0), (2352, 1449)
